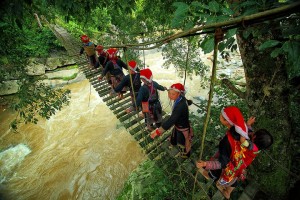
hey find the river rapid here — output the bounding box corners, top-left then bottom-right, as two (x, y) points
(0, 80), (145, 200)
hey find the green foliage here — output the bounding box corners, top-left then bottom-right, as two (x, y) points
(282, 41), (300, 79)
(117, 159), (174, 200)
(170, 1), (237, 56)
(171, 2), (190, 28)
(258, 40), (281, 51)
(10, 81), (70, 130)
(162, 37), (210, 87)
(63, 73), (77, 81)
(200, 36), (215, 54)
(208, 0), (220, 13)
(22, 27), (62, 57)
(257, 40), (300, 81)
(0, 21), (27, 81)
(0, 0), (72, 130)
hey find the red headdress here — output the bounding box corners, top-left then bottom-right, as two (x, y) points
(221, 106), (249, 139)
(168, 83), (186, 94)
(128, 60), (138, 72)
(107, 48), (118, 61)
(140, 68), (153, 83)
(80, 35), (89, 43)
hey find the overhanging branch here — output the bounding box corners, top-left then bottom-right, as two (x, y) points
(103, 2), (300, 50)
(221, 78), (246, 99)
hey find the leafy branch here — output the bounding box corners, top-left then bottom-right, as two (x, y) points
(10, 81), (70, 130)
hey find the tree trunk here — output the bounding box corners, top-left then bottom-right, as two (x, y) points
(236, 22), (292, 199)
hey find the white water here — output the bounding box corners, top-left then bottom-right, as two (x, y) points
(0, 80), (145, 200)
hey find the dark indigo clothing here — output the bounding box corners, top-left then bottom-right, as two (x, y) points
(102, 59), (128, 77)
(161, 96), (190, 130)
(162, 96), (191, 155)
(136, 81), (165, 127)
(135, 81), (165, 107)
(95, 52), (109, 68)
(114, 73), (141, 94)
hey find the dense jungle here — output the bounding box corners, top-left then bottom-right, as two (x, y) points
(0, 0), (299, 199)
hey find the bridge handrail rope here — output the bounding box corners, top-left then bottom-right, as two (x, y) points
(142, 33), (146, 69)
(179, 36), (213, 197)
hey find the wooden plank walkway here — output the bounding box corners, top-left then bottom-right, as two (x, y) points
(47, 23), (260, 200)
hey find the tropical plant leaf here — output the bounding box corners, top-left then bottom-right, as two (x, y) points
(172, 2), (189, 12)
(218, 42), (226, 52)
(258, 40), (281, 51)
(208, 0), (220, 13)
(221, 6), (234, 15)
(191, 1), (209, 10)
(224, 37), (235, 49)
(200, 36), (214, 54)
(171, 2), (189, 28)
(225, 28), (237, 39)
(270, 47), (282, 58)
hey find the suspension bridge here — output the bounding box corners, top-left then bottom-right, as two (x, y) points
(47, 23), (261, 200)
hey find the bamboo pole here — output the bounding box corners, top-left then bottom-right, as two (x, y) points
(183, 38), (190, 86)
(199, 29), (221, 160)
(192, 28), (222, 199)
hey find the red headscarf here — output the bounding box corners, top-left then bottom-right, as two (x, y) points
(140, 68), (153, 83)
(107, 48), (118, 62)
(80, 35), (89, 43)
(128, 60), (138, 72)
(221, 106), (249, 139)
(168, 83), (186, 94)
